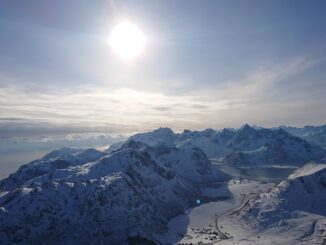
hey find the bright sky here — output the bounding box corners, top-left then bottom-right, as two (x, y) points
(1, 0), (326, 139)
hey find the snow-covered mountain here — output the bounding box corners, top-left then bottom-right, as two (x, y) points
(0, 142), (228, 244)
(109, 127), (236, 158)
(177, 128), (236, 158)
(236, 162), (326, 244)
(117, 125), (326, 166)
(281, 125), (326, 148)
(243, 163), (326, 220)
(128, 127), (177, 147)
(223, 126), (326, 166)
(0, 147), (106, 192)
(106, 128), (177, 154)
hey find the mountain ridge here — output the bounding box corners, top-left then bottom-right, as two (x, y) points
(110, 125), (326, 166)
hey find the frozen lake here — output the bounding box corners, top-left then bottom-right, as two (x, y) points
(156, 179), (273, 244)
(211, 160), (297, 183)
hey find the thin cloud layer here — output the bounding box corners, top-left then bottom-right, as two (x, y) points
(0, 56), (325, 140)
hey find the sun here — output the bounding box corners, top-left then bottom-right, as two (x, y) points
(109, 21), (147, 61)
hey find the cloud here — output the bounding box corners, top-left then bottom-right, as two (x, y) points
(0, 84), (211, 133)
(0, 56), (325, 140)
(197, 56), (319, 103)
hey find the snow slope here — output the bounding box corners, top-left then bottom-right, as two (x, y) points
(220, 162), (326, 244)
(242, 163), (326, 223)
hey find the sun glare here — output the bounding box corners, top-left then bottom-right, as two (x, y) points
(109, 21), (146, 61)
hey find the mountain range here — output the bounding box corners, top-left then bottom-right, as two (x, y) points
(1, 124), (326, 244)
(111, 124), (326, 167)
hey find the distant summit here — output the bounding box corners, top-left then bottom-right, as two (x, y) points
(127, 127), (177, 147)
(281, 124), (326, 147)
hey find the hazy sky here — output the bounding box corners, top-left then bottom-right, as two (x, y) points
(1, 0), (326, 139)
